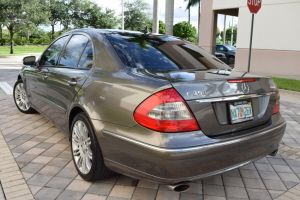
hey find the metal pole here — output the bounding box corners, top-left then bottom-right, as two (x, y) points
(122, 0), (124, 30)
(223, 15), (226, 44)
(231, 16), (234, 46)
(247, 14), (254, 72)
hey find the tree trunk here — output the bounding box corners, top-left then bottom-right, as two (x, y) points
(0, 25), (2, 39)
(51, 24), (55, 39)
(8, 24), (14, 54)
(10, 32), (14, 54)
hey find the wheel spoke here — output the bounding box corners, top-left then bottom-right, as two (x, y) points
(82, 125), (88, 139)
(77, 155), (83, 170)
(72, 136), (80, 146)
(74, 124), (82, 139)
(85, 154), (92, 171)
(73, 148), (80, 156)
(87, 148), (93, 160)
(81, 155), (87, 173)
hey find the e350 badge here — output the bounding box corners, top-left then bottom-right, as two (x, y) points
(186, 91), (207, 96)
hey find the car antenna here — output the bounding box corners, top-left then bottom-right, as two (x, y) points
(140, 26), (148, 34)
(241, 71), (248, 77)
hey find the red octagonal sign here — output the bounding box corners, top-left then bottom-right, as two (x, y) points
(247, 0), (262, 14)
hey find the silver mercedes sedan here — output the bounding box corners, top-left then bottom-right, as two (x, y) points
(14, 29), (285, 192)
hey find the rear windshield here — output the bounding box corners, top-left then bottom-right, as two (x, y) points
(106, 33), (230, 70)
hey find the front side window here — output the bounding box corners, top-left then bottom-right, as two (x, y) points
(40, 36), (69, 66)
(78, 42), (93, 68)
(59, 35), (89, 67)
(106, 33), (230, 70)
(218, 45), (225, 51)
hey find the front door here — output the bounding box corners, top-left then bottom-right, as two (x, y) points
(46, 34), (94, 133)
(25, 36), (69, 113)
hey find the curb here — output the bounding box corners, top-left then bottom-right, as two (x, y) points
(279, 89), (300, 99)
(0, 53), (42, 58)
(0, 56), (25, 58)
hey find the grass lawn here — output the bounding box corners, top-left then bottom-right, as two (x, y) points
(271, 77), (300, 92)
(0, 45), (47, 56)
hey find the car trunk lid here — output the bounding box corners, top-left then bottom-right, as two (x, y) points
(169, 71), (278, 136)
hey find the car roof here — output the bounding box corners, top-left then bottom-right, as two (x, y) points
(64, 28), (163, 37)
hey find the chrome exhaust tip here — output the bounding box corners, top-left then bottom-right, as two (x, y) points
(269, 149), (278, 156)
(168, 181), (190, 192)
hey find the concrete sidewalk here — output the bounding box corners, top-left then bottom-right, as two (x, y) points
(0, 95), (299, 200)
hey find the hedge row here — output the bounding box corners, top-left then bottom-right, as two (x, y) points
(0, 38), (52, 45)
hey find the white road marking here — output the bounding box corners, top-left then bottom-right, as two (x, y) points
(0, 82), (13, 95)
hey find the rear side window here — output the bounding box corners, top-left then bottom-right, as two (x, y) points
(40, 36), (69, 66)
(106, 33), (230, 70)
(78, 42), (93, 68)
(59, 35), (89, 67)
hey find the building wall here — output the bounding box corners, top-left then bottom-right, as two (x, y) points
(200, 0), (300, 75)
(236, 2), (300, 74)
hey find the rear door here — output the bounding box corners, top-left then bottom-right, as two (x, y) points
(46, 34), (93, 132)
(25, 36), (69, 113)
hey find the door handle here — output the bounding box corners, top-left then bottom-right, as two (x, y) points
(68, 80), (77, 86)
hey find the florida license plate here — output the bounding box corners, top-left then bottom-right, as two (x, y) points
(229, 100), (254, 124)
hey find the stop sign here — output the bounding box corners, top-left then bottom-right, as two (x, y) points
(247, 0), (262, 14)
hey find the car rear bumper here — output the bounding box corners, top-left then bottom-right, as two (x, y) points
(95, 116), (286, 184)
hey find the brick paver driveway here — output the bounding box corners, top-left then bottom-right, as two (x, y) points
(0, 68), (300, 200)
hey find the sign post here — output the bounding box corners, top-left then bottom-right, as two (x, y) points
(247, 0), (262, 72)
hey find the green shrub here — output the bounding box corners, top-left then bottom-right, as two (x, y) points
(0, 38), (9, 44)
(29, 38), (41, 45)
(14, 38), (30, 45)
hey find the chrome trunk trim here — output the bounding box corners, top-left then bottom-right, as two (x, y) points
(194, 92), (275, 103)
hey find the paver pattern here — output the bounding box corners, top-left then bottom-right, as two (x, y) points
(0, 68), (300, 200)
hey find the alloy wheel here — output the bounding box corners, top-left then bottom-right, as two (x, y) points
(14, 83), (30, 111)
(72, 120), (93, 174)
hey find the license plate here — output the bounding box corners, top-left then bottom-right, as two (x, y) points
(229, 101), (254, 124)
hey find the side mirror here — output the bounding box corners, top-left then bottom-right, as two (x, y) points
(23, 56), (36, 65)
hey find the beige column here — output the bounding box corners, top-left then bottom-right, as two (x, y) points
(165, 0), (174, 35)
(199, 0), (217, 54)
(152, 0), (159, 34)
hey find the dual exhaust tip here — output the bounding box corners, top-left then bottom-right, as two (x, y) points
(168, 149), (279, 192)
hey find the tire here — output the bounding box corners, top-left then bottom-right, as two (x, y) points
(228, 56), (235, 64)
(13, 79), (36, 114)
(71, 112), (113, 181)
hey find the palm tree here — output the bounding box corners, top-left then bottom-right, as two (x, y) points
(184, 0), (201, 42)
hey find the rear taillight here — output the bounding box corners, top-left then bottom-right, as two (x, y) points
(272, 86), (280, 114)
(133, 88), (200, 132)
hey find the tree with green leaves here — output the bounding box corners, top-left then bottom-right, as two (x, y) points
(124, 0), (150, 31)
(173, 21), (197, 43)
(146, 20), (166, 34)
(184, 0), (201, 41)
(0, 0), (49, 54)
(47, 0), (70, 39)
(220, 26), (237, 45)
(72, 1), (119, 29)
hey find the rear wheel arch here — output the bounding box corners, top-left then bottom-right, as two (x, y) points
(69, 106), (87, 137)
(69, 109), (114, 181)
